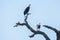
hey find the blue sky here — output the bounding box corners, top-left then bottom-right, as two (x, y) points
(0, 0), (60, 40)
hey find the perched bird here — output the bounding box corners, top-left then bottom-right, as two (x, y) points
(37, 24), (41, 31)
(24, 4), (31, 16)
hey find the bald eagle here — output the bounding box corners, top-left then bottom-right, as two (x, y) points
(24, 4), (31, 16)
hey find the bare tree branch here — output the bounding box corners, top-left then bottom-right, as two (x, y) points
(43, 25), (58, 33)
(14, 22), (26, 27)
(29, 33), (36, 38)
(14, 14), (50, 40)
(43, 25), (60, 40)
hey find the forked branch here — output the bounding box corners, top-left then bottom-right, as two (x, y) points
(14, 14), (50, 40)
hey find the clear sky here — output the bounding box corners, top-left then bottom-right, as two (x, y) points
(0, 0), (60, 40)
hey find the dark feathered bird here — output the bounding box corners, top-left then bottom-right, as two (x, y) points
(37, 24), (41, 30)
(24, 4), (31, 15)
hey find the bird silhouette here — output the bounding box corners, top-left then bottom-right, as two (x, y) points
(24, 4), (31, 16)
(37, 24), (41, 31)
